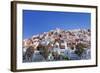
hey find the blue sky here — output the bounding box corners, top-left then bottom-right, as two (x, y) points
(23, 10), (91, 39)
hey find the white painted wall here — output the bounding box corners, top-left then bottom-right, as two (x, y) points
(0, 0), (99, 73)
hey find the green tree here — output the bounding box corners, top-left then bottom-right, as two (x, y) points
(75, 43), (85, 56)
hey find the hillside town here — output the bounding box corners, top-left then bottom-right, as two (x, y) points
(23, 28), (91, 62)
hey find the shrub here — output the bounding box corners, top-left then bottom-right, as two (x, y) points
(75, 43), (85, 56)
(60, 54), (70, 60)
